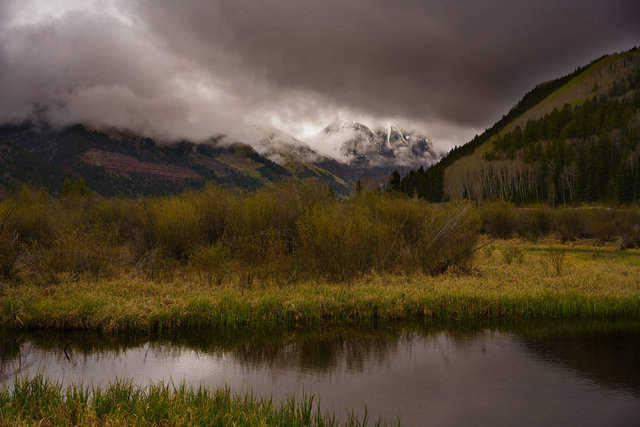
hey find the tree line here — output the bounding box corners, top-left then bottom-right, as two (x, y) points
(396, 50), (640, 205)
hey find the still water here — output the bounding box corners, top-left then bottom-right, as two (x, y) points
(1, 320), (640, 426)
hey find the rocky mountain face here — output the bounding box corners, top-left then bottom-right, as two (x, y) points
(310, 120), (440, 178)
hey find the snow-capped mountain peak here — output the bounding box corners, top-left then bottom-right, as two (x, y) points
(235, 120), (442, 183)
(311, 121), (439, 171)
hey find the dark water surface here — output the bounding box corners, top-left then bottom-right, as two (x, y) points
(1, 320), (640, 426)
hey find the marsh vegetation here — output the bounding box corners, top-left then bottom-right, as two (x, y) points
(0, 182), (639, 331)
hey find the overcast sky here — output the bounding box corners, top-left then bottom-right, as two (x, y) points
(0, 0), (639, 151)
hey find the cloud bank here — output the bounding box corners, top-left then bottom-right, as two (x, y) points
(1, 0), (638, 151)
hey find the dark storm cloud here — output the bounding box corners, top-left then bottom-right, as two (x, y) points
(1, 0), (639, 149)
(131, 0), (640, 128)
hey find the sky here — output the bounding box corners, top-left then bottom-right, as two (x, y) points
(0, 0), (639, 153)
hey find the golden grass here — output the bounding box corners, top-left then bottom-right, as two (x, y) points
(2, 239), (639, 332)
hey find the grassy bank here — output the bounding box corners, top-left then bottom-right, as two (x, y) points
(0, 376), (385, 426)
(2, 239), (639, 332)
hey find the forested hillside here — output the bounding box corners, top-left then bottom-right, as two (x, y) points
(399, 48), (640, 204)
(0, 123), (348, 197)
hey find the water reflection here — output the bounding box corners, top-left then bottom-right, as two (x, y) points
(517, 320), (640, 396)
(1, 320), (639, 426)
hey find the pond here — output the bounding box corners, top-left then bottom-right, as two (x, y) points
(1, 320), (639, 426)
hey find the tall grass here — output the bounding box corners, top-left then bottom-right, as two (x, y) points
(0, 376), (388, 426)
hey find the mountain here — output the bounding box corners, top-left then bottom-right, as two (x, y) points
(0, 123), (348, 197)
(399, 47), (640, 204)
(243, 125), (324, 164)
(310, 120), (440, 178)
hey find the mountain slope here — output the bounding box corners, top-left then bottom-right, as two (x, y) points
(400, 47), (640, 204)
(0, 123), (349, 196)
(311, 120), (440, 178)
(244, 126), (324, 164)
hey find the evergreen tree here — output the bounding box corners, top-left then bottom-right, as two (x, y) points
(388, 170), (401, 192)
(72, 177), (90, 196)
(61, 178), (72, 196)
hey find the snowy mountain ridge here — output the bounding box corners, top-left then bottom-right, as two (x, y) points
(311, 120), (440, 169)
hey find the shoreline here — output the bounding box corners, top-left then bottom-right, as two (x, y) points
(2, 240), (640, 332)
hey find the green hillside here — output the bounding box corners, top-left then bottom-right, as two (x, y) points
(400, 47), (640, 205)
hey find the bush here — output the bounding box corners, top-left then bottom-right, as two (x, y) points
(297, 200), (394, 280)
(0, 229), (19, 280)
(195, 185), (237, 244)
(502, 246), (524, 265)
(515, 205), (553, 241)
(0, 182), (487, 283)
(542, 250), (566, 276)
(481, 201), (517, 239)
(585, 208), (617, 243)
(5, 187), (53, 244)
(0, 202), (19, 281)
(229, 182), (327, 262)
(416, 203), (480, 275)
(151, 196), (202, 260)
(619, 207), (640, 249)
(28, 224), (124, 278)
(555, 208), (589, 241)
(373, 195), (426, 247)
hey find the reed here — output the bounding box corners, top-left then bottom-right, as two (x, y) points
(0, 376), (389, 426)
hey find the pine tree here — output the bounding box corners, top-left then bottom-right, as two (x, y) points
(388, 170), (401, 192)
(61, 178), (72, 196)
(72, 177), (89, 196)
(355, 179), (362, 193)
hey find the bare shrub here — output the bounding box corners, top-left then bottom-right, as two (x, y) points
(417, 203), (481, 275)
(0, 230), (19, 281)
(502, 246), (524, 265)
(619, 207), (640, 249)
(0, 201), (20, 282)
(135, 248), (177, 281)
(481, 201), (516, 239)
(297, 201), (394, 280)
(545, 250), (566, 276)
(373, 195), (426, 247)
(28, 225), (123, 278)
(586, 208), (617, 243)
(6, 187), (53, 244)
(151, 196), (202, 260)
(196, 185), (237, 244)
(516, 205), (553, 241)
(229, 183), (319, 262)
(555, 208), (588, 242)
(482, 245), (495, 258)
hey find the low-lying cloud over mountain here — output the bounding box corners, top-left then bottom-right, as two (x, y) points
(1, 0), (639, 155)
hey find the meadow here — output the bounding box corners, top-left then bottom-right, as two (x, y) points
(1, 182), (639, 331)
